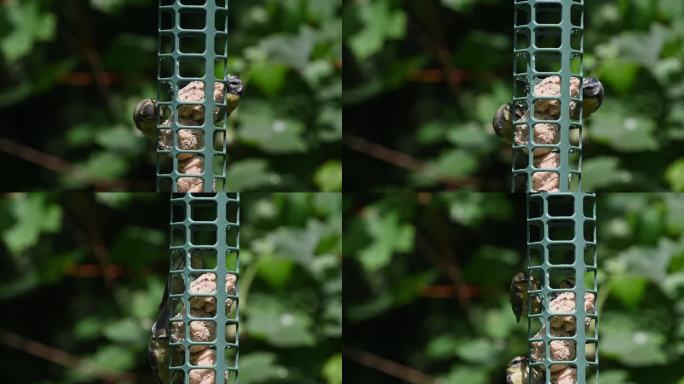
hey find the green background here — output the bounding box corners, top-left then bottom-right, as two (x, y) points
(343, 0), (684, 191)
(0, 0), (341, 192)
(0, 192), (341, 384)
(344, 192), (684, 384)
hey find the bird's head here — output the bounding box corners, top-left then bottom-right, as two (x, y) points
(226, 74), (244, 97)
(512, 272), (528, 285)
(507, 355), (527, 370)
(134, 98), (158, 131)
(582, 77), (604, 106)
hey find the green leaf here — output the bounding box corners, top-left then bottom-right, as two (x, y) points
(601, 313), (668, 366)
(226, 159), (279, 191)
(246, 295), (316, 347)
(239, 353), (288, 383)
(611, 24), (668, 68)
(441, 0), (477, 12)
(256, 254), (295, 288)
(582, 156), (633, 190)
(421, 149), (478, 180)
(0, 1), (56, 62)
(89, 345), (136, 373)
(598, 58), (641, 94)
(238, 102), (307, 154)
(248, 61), (289, 96)
(454, 338), (498, 364)
(348, 1), (406, 61)
(81, 152), (128, 180)
(95, 126), (146, 155)
(321, 354), (342, 384)
(608, 274), (648, 308)
(357, 210), (415, 273)
(597, 370), (635, 384)
(103, 318), (146, 345)
(665, 158), (684, 191)
(314, 160), (342, 192)
(2, 194), (62, 254)
(588, 105), (658, 152)
(439, 366), (488, 384)
(256, 28), (316, 71)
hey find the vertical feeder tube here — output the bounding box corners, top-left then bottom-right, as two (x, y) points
(157, 0), (230, 192)
(512, 0), (584, 193)
(169, 193), (240, 384)
(526, 193), (598, 384)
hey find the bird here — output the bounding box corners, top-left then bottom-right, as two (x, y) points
(133, 98), (159, 141)
(578, 76), (604, 118)
(506, 355), (545, 384)
(492, 76), (603, 143)
(148, 254), (204, 383)
(148, 280), (171, 384)
(492, 103), (526, 144)
(224, 74), (244, 116)
(559, 277), (575, 289)
(134, 74), (243, 139)
(510, 272), (543, 322)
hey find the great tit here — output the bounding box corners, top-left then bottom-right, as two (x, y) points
(492, 103), (526, 144)
(506, 355), (544, 384)
(510, 272), (543, 322)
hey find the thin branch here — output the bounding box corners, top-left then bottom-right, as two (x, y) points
(0, 328), (136, 382)
(343, 134), (424, 172)
(344, 346), (439, 384)
(62, 203), (116, 291)
(0, 137), (134, 190)
(414, 221), (474, 327)
(342, 134), (479, 189)
(0, 137), (75, 175)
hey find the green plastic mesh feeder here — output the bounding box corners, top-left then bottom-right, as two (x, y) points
(510, 1), (599, 383)
(512, 0), (584, 193)
(526, 193), (598, 384)
(157, 0), (230, 192)
(169, 193), (240, 384)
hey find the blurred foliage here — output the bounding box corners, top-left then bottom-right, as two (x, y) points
(0, 0), (341, 191)
(344, 0), (684, 191)
(0, 192), (341, 384)
(344, 192), (684, 383)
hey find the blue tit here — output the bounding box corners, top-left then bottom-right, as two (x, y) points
(581, 77), (604, 117)
(225, 74), (243, 116)
(212, 74), (244, 123)
(571, 77), (604, 120)
(506, 355), (544, 384)
(492, 103), (526, 144)
(134, 98), (158, 141)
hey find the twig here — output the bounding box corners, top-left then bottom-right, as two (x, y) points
(343, 134), (423, 172)
(0, 137), (74, 175)
(344, 346), (438, 384)
(342, 134), (479, 188)
(415, 222), (473, 327)
(0, 328), (136, 382)
(0, 137), (133, 190)
(62, 199), (116, 291)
